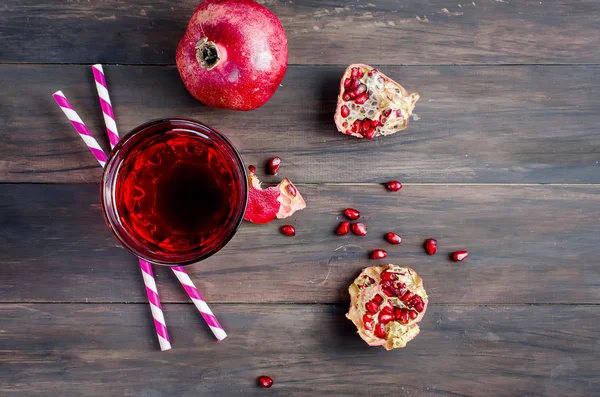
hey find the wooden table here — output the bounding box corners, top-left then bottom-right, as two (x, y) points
(1, 1), (599, 395)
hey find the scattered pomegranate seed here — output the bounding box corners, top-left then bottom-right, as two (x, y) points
(424, 238), (437, 255)
(370, 249), (387, 260)
(453, 250), (469, 262)
(385, 232), (401, 244)
(343, 208), (360, 220)
(266, 156), (281, 175)
(351, 222), (367, 236)
(336, 221), (350, 236)
(384, 180), (402, 191)
(248, 165), (256, 174)
(258, 376), (273, 389)
(280, 225), (296, 236)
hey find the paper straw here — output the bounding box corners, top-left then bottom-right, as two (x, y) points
(52, 91), (108, 167)
(53, 90), (171, 351)
(139, 260), (172, 351)
(93, 65), (226, 341)
(91, 65), (120, 149)
(172, 267), (227, 341)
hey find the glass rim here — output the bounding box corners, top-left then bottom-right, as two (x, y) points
(100, 118), (248, 266)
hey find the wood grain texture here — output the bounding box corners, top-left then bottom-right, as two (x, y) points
(1, 184), (598, 304)
(0, 303), (597, 396)
(2, 64), (600, 183)
(1, 0), (600, 65)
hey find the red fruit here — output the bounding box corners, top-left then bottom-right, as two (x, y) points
(453, 250), (469, 262)
(244, 173), (306, 224)
(280, 225), (295, 236)
(176, 0), (288, 111)
(258, 376), (273, 389)
(385, 232), (401, 245)
(334, 64), (420, 139)
(336, 221), (351, 236)
(343, 208), (361, 220)
(424, 238), (437, 255)
(370, 249), (387, 260)
(248, 165), (256, 174)
(351, 222), (367, 236)
(266, 157), (282, 175)
(384, 181), (402, 192)
(347, 265), (429, 350)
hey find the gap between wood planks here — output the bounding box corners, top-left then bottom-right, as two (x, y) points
(2, 302), (599, 306)
(2, 62), (600, 67)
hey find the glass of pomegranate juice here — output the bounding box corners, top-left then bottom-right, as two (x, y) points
(101, 118), (247, 266)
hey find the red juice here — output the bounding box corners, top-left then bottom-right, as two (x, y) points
(102, 119), (247, 265)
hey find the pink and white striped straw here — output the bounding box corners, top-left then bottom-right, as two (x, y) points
(91, 65), (120, 149)
(139, 260), (172, 351)
(172, 267), (227, 341)
(53, 91), (171, 351)
(92, 64), (226, 341)
(52, 91), (108, 167)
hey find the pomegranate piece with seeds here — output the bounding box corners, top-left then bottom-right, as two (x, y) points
(343, 208), (361, 220)
(336, 221), (351, 236)
(266, 156), (281, 175)
(453, 250), (469, 262)
(244, 173), (306, 224)
(346, 265), (428, 350)
(280, 225), (295, 236)
(257, 375), (273, 388)
(385, 232), (401, 245)
(425, 238), (437, 255)
(334, 64), (420, 140)
(351, 222), (368, 236)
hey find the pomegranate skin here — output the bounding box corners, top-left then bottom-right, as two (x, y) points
(176, 0), (288, 111)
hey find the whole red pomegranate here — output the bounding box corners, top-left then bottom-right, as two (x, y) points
(176, 0), (288, 111)
(346, 265), (428, 350)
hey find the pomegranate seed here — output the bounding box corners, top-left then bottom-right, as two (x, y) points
(343, 93), (351, 101)
(348, 78), (360, 90)
(336, 221), (350, 236)
(414, 301), (425, 313)
(344, 78), (352, 88)
(373, 294), (383, 304)
(343, 208), (360, 220)
(361, 119), (371, 133)
(370, 249), (387, 260)
(365, 300), (379, 314)
(351, 222), (367, 236)
(355, 84), (367, 96)
(266, 156), (281, 175)
(355, 92), (369, 104)
(364, 321), (373, 331)
(363, 313), (373, 324)
(380, 271), (394, 281)
(357, 68), (364, 78)
(367, 276), (375, 284)
(378, 312), (394, 324)
(453, 250), (469, 262)
(385, 232), (401, 245)
(374, 323), (386, 339)
(248, 165), (256, 174)
(393, 307), (402, 320)
(401, 291), (413, 302)
(280, 225), (295, 236)
(258, 376), (273, 389)
(381, 280), (392, 288)
(409, 310), (418, 320)
(384, 180), (402, 192)
(351, 67), (359, 78)
(382, 288), (394, 297)
(341, 105), (350, 118)
(425, 238), (437, 255)
(400, 309), (409, 324)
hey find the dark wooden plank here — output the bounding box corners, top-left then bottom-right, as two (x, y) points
(0, 303), (597, 396)
(2, 64), (600, 183)
(1, 184), (599, 304)
(1, 0), (600, 65)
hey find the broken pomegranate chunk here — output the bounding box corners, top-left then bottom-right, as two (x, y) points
(346, 265), (428, 350)
(244, 173), (306, 224)
(425, 239), (437, 255)
(335, 64), (420, 140)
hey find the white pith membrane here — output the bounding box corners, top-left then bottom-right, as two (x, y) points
(346, 265), (428, 350)
(335, 64), (420, 140)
